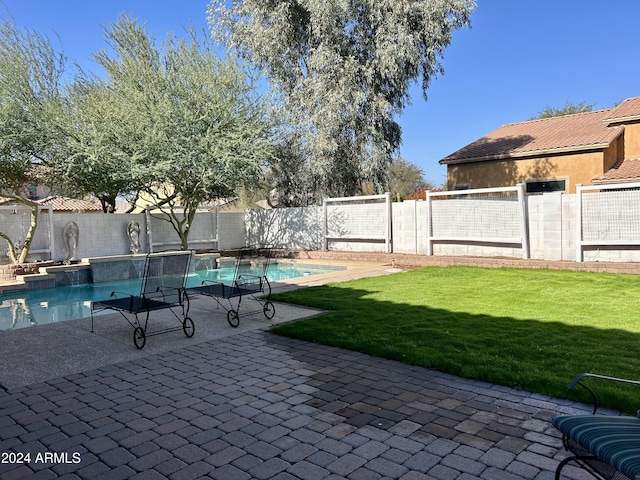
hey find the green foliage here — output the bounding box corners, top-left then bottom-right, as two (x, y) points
(532, 99), (595, 119)
(387, 158), (430, 202)
(56, 78), (139, 212)
(60, 16), (275, 246)
(210, 0), (475, 205)
(1, 11), (277, 255)
(272, 266), (640, 413)
(0, 16), (65, 263)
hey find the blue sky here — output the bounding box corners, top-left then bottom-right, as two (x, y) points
(5, 1), (640, 186)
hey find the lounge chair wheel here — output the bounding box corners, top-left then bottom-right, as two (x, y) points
(263, 301), (275, 319)
(183, 317), (195, 338)
(227, 310), (239, 328)
(133, 327), (146, 349)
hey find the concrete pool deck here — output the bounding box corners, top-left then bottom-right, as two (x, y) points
(0, 260), (592, 479)
(0, 260), (396, 390)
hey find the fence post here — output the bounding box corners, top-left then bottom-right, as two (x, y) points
(575, 184), (583, 262)
(213, 206), (220, 250)
(414, 199), (418, 255)
(517, 183), (530, 259)
(385, 192), (392, 253)
(322, 198), (328, 251)
(145, 208), (154, 254)
(46, 206), (54, 261)
(426, 190), (433, 255)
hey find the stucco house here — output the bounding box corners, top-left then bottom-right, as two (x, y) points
(440, 96), (640, 193)
(0, 195), (105, 213)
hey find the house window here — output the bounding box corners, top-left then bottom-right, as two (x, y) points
(27, 184), (38, 199)
(525, 179), (566, 194)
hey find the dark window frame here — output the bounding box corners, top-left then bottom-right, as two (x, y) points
(525, 179), (566, 194)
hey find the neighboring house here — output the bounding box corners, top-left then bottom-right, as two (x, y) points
(0, 195), (111, 213)
(440, 96), (640, 193)
(32, 196), (103, 213)
(0, 169), (132, 213)
(0, 172), (106, 213)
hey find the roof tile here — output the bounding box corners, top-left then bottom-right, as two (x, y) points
(592, 158), (640, 184)
(440, 107), (627, 164)
(602, 97), (640, 124)
(35, 196), (102, 212)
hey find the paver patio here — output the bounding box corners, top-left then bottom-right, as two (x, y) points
(0, 261), (597, 479)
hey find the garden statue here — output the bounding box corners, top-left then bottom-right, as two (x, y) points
(127, 221), (141, 254)
(63, 221), (79, 262)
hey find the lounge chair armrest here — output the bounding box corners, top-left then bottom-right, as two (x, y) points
(568, 373), (640, 414)
(200, 280), (226, 297)
(104, 291), (136, 311)
(237, 274), (263, 286)
(154, 285), (182, 294)
(151, 285), (187, 304)
(109, 290), (132, 299)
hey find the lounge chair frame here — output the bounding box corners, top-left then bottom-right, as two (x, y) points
(188, 246), (275, 327)
(553, 373), (640, 480)
(90, 251), (194, 349)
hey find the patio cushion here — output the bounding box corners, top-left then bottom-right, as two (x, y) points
(553, 415), (640, 480)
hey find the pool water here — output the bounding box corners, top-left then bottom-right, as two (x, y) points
(0, 262), (344, 330)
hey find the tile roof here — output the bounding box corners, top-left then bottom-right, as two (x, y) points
(592, 158), (640, 184)
(602, 97), (640, 125)
(35, 196), (103, 212)
(440, 108), (625, 165)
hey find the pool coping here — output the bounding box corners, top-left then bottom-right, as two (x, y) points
(0, 255), (398, 294)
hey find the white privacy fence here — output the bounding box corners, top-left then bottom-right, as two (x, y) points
(145, 208), (220, 253)
(426, 185), (529, 259)
(0, 209), (243, 263)
(323, 193), (392, 253)
(3, 182), (640, 264)
(248, 183), (640, 262)
(576, 182), (640, 261)
(0, 206), (54, 260)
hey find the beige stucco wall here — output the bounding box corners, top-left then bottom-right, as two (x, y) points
(604, 134), (624, 171)
(447, 150), (608, 194)
(622, 122), (640, 158)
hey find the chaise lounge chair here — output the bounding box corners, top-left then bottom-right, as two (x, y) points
(552, 373), (640, 480)
(90, 250), (194, 349)
(187, 246), (275, 327)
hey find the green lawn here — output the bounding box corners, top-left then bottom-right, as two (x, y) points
(271, 266), (640, 412)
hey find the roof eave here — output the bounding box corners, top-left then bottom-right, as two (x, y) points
(440, 143), (613, 165)
(592, 176), (640, 185)
(604, 114), (640, 125)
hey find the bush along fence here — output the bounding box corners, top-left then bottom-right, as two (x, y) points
(2, 181), (640, 268)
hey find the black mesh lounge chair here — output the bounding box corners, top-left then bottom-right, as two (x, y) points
(90, 251), (194, 349)
(188, 246), (275, 327)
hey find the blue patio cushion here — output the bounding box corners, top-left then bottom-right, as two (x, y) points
(553, 415), (640, 480)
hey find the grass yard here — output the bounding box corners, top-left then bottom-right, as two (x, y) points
(271, 266), (640, 412)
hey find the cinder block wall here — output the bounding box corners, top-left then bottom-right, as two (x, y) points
(218, 213), (246, 250)
(54, 213), (146, 261)
(245, 207), (323, 250)
(6, 190), (640, 265)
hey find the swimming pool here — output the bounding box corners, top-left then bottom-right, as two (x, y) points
(0, 262), (344, 330)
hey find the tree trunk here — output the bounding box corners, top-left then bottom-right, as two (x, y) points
(17, 204), (39, 264)
(0, 197), (39, 265)
(0, 232), (18, 264)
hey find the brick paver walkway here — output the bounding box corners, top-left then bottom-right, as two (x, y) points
(0, 328), (589, 480)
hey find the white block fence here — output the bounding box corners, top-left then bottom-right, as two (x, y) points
(2, 182), (640, 264)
